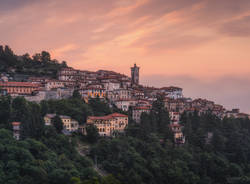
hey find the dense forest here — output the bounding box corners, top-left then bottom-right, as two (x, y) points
(0, 45), (67, 78)
(0, 94), (123, 184)
(89, 99), (250, 184)
(1, 94), (250, 184)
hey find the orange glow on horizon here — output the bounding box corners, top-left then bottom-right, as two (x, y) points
(1, 0), (250, 112)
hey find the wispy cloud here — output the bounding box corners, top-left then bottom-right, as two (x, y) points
(52, 44), (78, 58)
(218, 15), (250, 37)
(1, 0), (250, 111)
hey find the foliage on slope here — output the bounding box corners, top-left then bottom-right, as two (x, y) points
(0, 95), (119, 184)
(0, 45), (67, 78)
(89, 101), (250, 184)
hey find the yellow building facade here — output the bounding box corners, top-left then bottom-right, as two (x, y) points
(44, 114), (79, 132)
(86, 113), (128, 136)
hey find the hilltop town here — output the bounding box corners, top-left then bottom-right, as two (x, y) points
(1, 62), (248, 119)
(1, 46), (250, 184)
(1, 46), (250, 144)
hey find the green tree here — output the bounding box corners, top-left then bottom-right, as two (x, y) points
(11, 97), (29, 122)
(0, 45), (4, 55)
(52, 115), (63, 133)
(82, 177), (100, 184)
(86, 125), (99, 144)
(158, 109), (170, 135)
(21, 102), (45, 139)
(41, 51), (51, 63)
(32, 53), (42, 62)
(4, 45), (14, 56)
(140, 112), (152, 134)
(102, 175), (121, 184)
(70, 177), (82, 184)
(61, 61), (68, 67)
(0, 96), (11, 129)
(40, 100), (49, 116)
(73, 90), (82, 99)
(151, 94), (170, 135)
(88, 97), (111, 116)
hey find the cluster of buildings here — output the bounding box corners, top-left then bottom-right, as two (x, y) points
(11, 112), (129, 139)
(169, 112), (185, 144)
(3, 64), (249, 143)
(43, 113), (127, 137)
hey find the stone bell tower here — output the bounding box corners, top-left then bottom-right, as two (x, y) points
(131, 63), (140, 85)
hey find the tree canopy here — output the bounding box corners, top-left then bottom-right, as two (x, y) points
(52, 115), (63, 133)
(0, 45), (67, 78)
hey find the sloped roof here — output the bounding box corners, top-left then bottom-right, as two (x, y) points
(0, 81), (39, 87)
(88, 113), (128, 120)
(12, 122), (21, 126)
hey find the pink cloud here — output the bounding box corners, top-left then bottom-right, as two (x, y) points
(1, 0), (250, 112)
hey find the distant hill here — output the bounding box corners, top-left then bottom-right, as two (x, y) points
(0, 45), (67, 79)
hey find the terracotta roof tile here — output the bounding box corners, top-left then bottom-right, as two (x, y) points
(0, 81), (39, 87)
(12, 122), (21, 126)
(88, 113), (128, 120)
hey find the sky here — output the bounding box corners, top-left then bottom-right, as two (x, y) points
(0, 0), (250, 113)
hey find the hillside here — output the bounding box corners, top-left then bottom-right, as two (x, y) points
(0, 45), (67, 79)
(1, 94), (250, 184)
(1, 46), (250, 184)
(0, 95), (122, 184)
